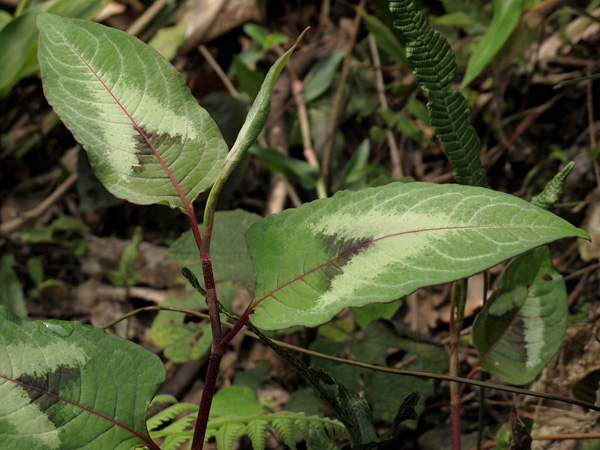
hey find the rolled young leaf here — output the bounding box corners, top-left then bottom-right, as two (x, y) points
(37, 13), (228, 212)
(0, 306), (164, 449)
(247, 182), (588, 330)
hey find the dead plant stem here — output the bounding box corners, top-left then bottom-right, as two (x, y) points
(586, 74), (600, 192)
(321, 0), (366, 183)
(368, 33), (402, 178)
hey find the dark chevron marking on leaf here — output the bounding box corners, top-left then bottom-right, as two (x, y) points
(37, 14), (228, 211)
(248, 181), (589, 330)
(132, 125), (178, 173)
(253, 224), (512, 310)
(0, 372), (154, 445)
(17, 367), (80, 426)
(321, 233), (374, 286)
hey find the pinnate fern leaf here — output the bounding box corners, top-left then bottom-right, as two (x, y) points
(147, 401), (348, 450)
(246, 419), (269, 449)
(215, 423), (245, 449)
(272, 416), (297, 449)
(146, 401), (198, 432)
(388, 0), (487, 187)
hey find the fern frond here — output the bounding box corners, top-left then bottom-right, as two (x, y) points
(530, 161), (575, 210)
(149, 394), (178, 408)
(215, 423), (246, 450)
(272, 416), (297, 449)
(146, 402), (198, 432)
(147, 401), (349, 450)
(148, 407), (197, 450)
(246, 419), (269, 450)
(388, 0), (488, 187)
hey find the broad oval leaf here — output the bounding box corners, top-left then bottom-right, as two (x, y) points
(247, 182), (588, 330)
(472, 247), (567, 384)
(0, 306), (164, 449)
(37, 13), (228, 211)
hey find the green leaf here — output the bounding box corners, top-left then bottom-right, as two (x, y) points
(48, 215), (89, 233)
(247, 182), (587, 330)
(0, 255), (28, 318)
(249, 146), (320, 189)
(210, 385), (263, 417)
(37, 14), (228, 212)
(0, 0), (109, 97)
(150, 295), (211, 363)
(358, 8), (408, 66)
(169, 210), (262, 290)
(219, 30), (307, 178)
(302, 49), (346, 104)
(148, 22), (187, 61)
(352, 300), (402, 330)
(20, 226), (53, 244)
(0, 306), (164, 449)
(462, 0), (523, 87)
(472, 246), (567, 384)
(0, 10), (12, 33)
(311, 322), (447, 426)
(337, 138), (370, 191)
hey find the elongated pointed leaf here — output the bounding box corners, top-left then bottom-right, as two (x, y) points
(247, 182), (588, 330)
(37, 13), (228, 211)
(461, 0), (522, 87)
(472, 247), (567, 384)
(0, 306), (164, 449)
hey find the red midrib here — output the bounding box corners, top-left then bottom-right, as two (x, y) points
(0, 373), (159, 449)
(252, 224), (533, 308)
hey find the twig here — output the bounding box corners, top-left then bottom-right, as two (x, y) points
(291, 79), (327, 198)
(126, 0), (167, 36)
(449, 279), (468, 450)
(321, 0), (366, 183)
(586, 73), (600, 192)
(368, 33), (403, 178)
(564, 262), (600, 281)
(198, 45), (240, 99)
(0, 172), (77, 233)
(102, 305), (600, 413)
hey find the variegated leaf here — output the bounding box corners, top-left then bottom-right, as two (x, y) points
(37, 13), (228, 212)
(0, 307), (164, 449)
(472, 247), (567, 384)
(247, 182), (588, 330)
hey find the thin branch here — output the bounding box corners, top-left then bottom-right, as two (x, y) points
(368, 33), (402, 178)
(198, 45), (240, 98)
(291, 79), (327, 198)
(0, 172), (77, 233)
(586, 73), (600, 192)
(102, 305), (600, 413)
(321, 0), (366, 183)
(126, 0), (168, 36)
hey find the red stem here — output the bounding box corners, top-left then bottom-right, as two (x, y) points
(190, 350), (224, 450)
(57, 39), (227, 449)
(449, 292), (462, 450)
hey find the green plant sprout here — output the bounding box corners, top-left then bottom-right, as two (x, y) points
(0, 1), (593, 449)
